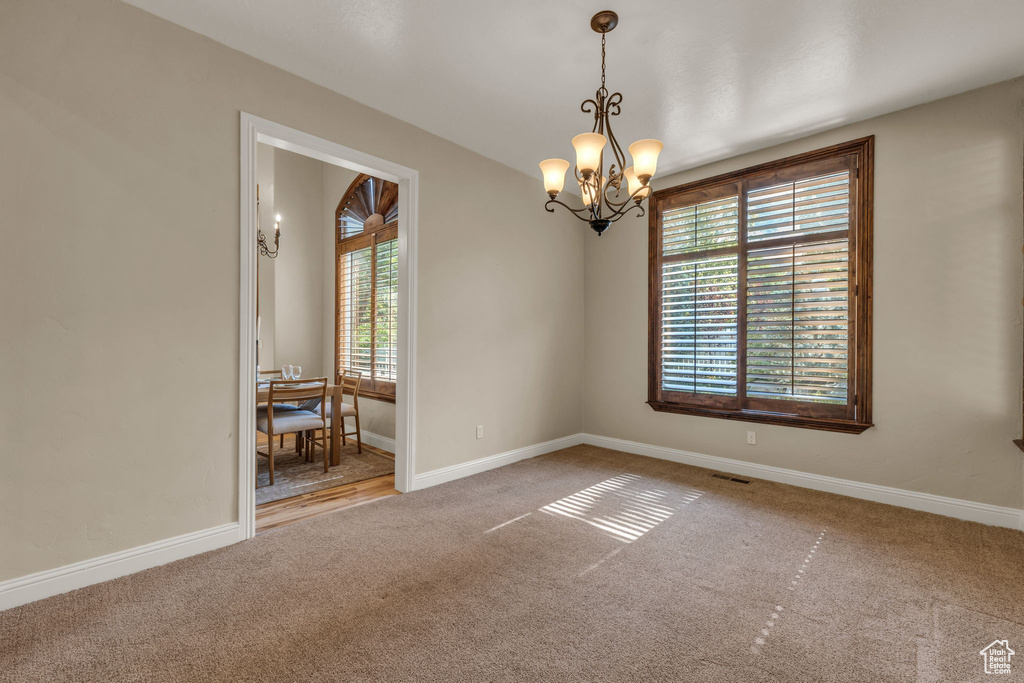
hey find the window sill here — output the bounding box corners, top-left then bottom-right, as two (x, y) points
(360, 391), (396, 404)
(647, 401), (872, 434)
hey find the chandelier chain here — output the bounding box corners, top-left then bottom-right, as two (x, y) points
(600, 31), (606, 90)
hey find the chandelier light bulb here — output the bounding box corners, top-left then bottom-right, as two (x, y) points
(628, 139), (663, 183)
(539, 158), (571, 197)
(572, 132), (607, 178)
(623, 166), (651, 201)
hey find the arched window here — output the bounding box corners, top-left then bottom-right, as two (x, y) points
(335, 174), (399, 401)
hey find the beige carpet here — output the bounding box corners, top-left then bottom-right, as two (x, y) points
(2, 445), (1022, 682)
(255, 442), (395, 505)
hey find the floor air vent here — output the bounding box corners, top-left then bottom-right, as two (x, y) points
(711, 473), (751, 484)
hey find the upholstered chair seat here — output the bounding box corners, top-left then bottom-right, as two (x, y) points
(256, 410), (325, 435)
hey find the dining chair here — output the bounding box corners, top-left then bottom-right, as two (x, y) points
(258, 370), (301, 449)
(304, 369), (364, 457)
(256, 378), (329, 485)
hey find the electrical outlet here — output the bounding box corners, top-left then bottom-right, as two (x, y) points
(746, 430), (756, 445)
(476, 425), (484, 439)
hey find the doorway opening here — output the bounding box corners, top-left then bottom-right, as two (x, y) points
(239, 114), (418, 538)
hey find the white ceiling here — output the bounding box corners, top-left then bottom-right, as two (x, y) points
(124, 0), (1024, 178)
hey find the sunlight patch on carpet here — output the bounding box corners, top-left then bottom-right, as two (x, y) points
(540, 473), (703, 542)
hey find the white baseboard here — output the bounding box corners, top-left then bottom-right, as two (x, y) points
(0, 523), (240, 612)
(412, 434), (585, 490)
(581, 433), (1024, 531)
(360, 430), (396, 454)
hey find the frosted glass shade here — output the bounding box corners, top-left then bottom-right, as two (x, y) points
(623, 166), (651, 200)
(628, 139), (663, 181)
(572, 132), (607, 177)
(539, 158), (570, 196)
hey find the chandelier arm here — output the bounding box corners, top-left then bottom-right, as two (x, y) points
(623, 183), (655, 204)
(605, 200), (647, 224)
(603, 169), (652, 208)
(604, 184), (655, 218)
(603, 190), (629, 208)
(544, 198), (595, 222)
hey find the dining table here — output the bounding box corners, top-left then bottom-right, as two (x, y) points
(256, 381), (344, 466)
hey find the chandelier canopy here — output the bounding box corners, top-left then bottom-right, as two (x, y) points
(539, 11), (663, 235)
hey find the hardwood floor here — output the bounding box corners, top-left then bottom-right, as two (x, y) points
(255, 440), (400, 533)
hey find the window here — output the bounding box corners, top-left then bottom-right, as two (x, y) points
(648, 138), (873, 433)
(336, 174), (399, 402)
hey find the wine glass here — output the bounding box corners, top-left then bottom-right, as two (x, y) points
(282, 364), (292, 380)
(292, 365), (302, 380)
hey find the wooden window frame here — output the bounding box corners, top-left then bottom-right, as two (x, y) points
(648, 137), (874, 434)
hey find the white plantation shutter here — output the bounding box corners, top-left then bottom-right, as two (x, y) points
(661, 255), (739, 396)
(747, 172), (850, 243)
(337, 246), (374, 378)
(662, 195), (739, 257)
(336, 224), (398, 399)
(746, 239), (849, 404)
(650, 141), (871, 431)
(374, 238), (398, 383)
(659, 191), (740, 400)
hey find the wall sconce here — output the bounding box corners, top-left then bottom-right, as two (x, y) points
(256, 184), (281, 258)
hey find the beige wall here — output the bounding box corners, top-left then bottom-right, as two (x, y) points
(271, 146), (325, 378)
(584, 77), (1024, 509)
(321, 164), (396, 440)
(0, 0), (583, 581)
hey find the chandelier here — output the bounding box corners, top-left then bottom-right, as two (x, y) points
(539, 11), (663, 235)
